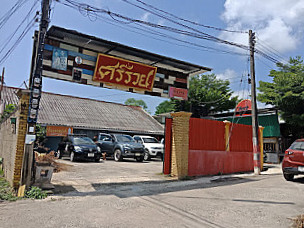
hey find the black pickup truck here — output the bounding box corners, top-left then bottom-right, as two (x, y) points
(96, 133), (145, 162)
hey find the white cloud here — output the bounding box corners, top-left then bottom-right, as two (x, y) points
(221, 0), (304, 53)
(217, 69), (238, 81)
(140, 12), (151, 22)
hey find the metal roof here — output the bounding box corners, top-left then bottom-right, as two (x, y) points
(47, 26), (212, 75)
(2, 86), (164, 135)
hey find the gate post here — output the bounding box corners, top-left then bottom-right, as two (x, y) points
(223, 120), (231, 151)
(13, 89), (30, 189)
(259, 126), (264, 171)
(170, 112), (192, 179)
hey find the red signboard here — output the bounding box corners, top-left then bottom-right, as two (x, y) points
(93, 53), (157, 91)
(235, 99), (252, 116)
(46, 126), (73, 137)
(169, 87), (188, 100)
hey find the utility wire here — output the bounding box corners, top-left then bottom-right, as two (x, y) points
(0, 0), (30, 30)
(58, 0), (283, 65)
(0, 0), (39, 55)
(256, 40), (289, 65)
(97, 13), (248, 56)
(0, 15), (38, 65)
(59, 0), (250, 51)
(123, 0), (248, 34)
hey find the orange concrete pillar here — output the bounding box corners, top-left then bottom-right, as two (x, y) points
(259, 126), (265, 171)
(223, 120), (231, 151)
(170, 112), (192, 179)
(13, 90), (30, 188)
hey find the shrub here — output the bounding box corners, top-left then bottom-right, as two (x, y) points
(25, 186), (47, 199)
(0, 177), (18, 201)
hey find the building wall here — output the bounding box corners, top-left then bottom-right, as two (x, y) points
(0, 112), (18, 186)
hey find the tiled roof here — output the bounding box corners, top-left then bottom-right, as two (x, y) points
(1, 86), (164, 135)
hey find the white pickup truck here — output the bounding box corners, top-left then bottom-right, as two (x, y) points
(133, 135), (164, 161)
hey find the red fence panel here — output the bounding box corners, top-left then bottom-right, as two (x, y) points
(188, 118), (254, 177)
(229, 123), (253, 152)
(189, 118), (225, 151)
(163, 118), (172, 175)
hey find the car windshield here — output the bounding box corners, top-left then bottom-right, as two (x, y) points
(116, 135), (135, 143)
(72, 137), (95, 145)
(289, 141), (304, 151)
(143, 137), (159, 143)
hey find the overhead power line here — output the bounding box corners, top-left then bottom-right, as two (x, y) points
(0, 14), (38, 65)
(58, 0), (283, 65)
(59, 0), (250, 50)
(0, 0), (30, 30)
(122, 0), (248, 34)
(0, 0), (39, 56)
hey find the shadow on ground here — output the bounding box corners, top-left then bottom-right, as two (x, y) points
(293, 177), (304, 184)
(52, 175), (258, 199)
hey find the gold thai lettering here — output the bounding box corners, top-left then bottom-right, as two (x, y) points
(116, 64), (133, 83)
(98, 62), (120, 80)
(94, 57), (156, 90)
(124, 71), (133, 84)
(132, 73), (141, 85)
(139, 74), (147, 87)
(145, 70), (155, 88)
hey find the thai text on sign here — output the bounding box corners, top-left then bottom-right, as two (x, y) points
(169, 87), (188, 100)
(93, 53), (157, 91)
(46, 126), (73, 137)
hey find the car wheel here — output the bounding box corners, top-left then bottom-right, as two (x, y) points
(144, 150), (151, 161)
(114, 149), (123, 162)
(283, 173), (294, 181)
(136, 156), (144, 162)
(95, 158), (100, 162)
(70, 152), (76, 162)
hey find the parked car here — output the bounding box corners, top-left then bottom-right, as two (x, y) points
(57, 135), (101, 162)
(96, 133), (145, 162)
(282, 139), (304, 181)
(133, 135), (164, 161)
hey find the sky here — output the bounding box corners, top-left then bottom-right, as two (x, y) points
(1, 0), (304, 114)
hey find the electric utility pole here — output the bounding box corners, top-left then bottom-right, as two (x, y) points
(28, 0), (50, 126)
(249, 30), (260, 175)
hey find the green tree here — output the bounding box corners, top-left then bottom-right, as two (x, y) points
(0, 104), (17, 121)
(258, 56), (304, 137)
(124, 98), (148, 111)
(155, 74), (238, 116)
(155, 100), (175, 115)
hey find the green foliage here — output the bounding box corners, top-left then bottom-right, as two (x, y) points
(155, 74), (238, 116)
(0, 177), (18, 201)
(36, 124), (46, 139)
(187, 74), (238, 113)
(124, 98), (148, 111)
(154, 100), (175, 115)
(0, 104), (17, 121)
(258, 56), (304, 137)
(25, 186), (47, 199)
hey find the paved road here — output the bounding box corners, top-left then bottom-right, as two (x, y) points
(51, 158), (166, 193)
(1, 164), (304, 227)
